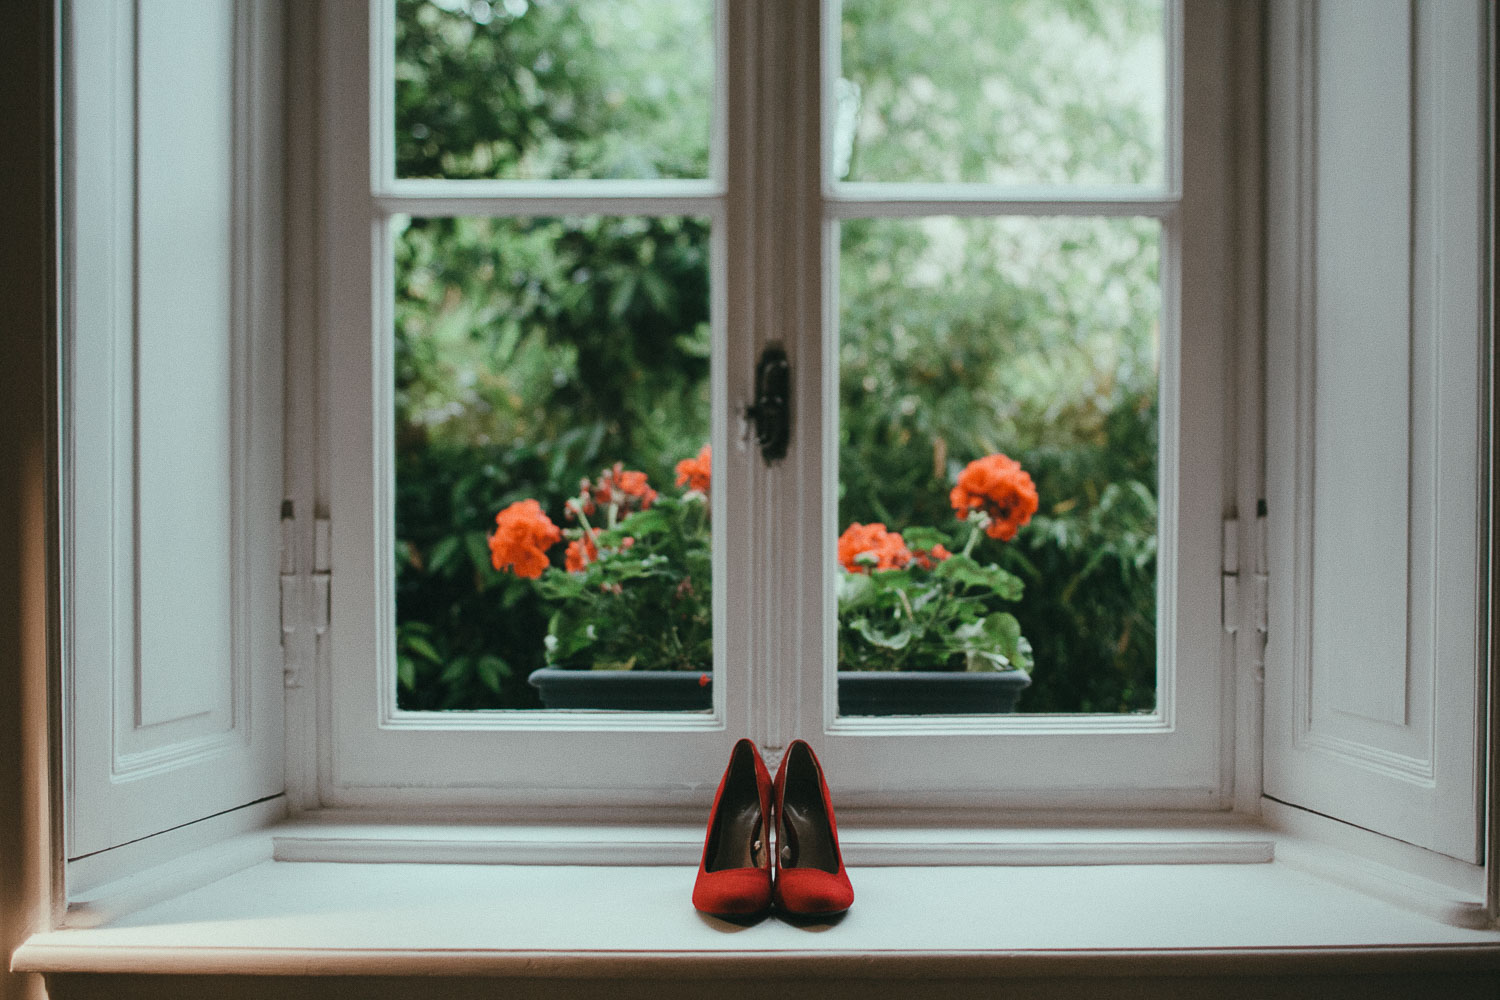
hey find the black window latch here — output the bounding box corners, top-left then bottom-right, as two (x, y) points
(745, 345), (790, 464)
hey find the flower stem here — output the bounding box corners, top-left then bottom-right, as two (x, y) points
(896, 585), (916, 622)
(568, 499), (596, 538)
(961, 517), (984, 559)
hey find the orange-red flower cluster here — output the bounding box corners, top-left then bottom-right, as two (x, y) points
(572, 463), (657, 519)
(837, 522), (952, 574)
(838, 523), (911, 574)
(488, 499), (562, 579)
(949, 453), (1038, 542)
(912, 543), (952, 569)
(564, 528), (599, 574)
(675, 444), (711, 494)
(565, 529), (633, 573)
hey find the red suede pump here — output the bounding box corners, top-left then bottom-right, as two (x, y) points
(772, 739), (854, 916)
(691, 738), (774, 917)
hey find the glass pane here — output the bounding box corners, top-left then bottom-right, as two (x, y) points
(837, 0), (1166, 186)
(837, 217), (1160, 715)
(393, 215), (713, 710)
(394, 0), (713, 180)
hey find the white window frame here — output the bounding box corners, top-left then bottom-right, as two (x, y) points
(311, 0), (1240, 813)
(25, 0), (1500, 967)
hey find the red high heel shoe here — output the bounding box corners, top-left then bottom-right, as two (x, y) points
(772, 739), (854, 916)
(692, 738), (773, 917)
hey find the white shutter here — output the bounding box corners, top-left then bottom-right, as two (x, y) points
(63, 0), (284, 863)
(1263, 0), (1486, 861)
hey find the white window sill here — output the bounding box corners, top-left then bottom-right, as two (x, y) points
(14, 816), (1500, 979)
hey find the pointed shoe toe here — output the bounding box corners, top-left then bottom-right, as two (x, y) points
(771, 866), (854, 917)
(692, 867), (774, 916)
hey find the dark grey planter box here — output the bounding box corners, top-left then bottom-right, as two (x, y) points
(837, 669), (1031, 716)
(529, 666), (1030, 715)
(528, 667), (713, 711)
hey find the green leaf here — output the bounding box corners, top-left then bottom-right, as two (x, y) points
(640, 270), (672, 312)
(674, 322), (712, 359)
(427, 535), (461, 574)
(867, 568), (916, 592)
(837, 570), (875, 610)
(851, 617), (913, 651)
(964, 612), (1026, 672)
(549, 610), (597, 663)
(499, 578), (529, 608)
(616, 507), (671, 538)
(403, 634), (442, 664)
(901, 526), (950, 552)
(536, 571), (586, 601)
(933, 555), (1024, 601)
(463, 530), (492, 572)
(608, 276), (637, 319)
(397, 656), (416, 691)
(475, 655), (507, 693)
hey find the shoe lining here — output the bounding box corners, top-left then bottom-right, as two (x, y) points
(779, 744), (840, 874)
(705, 743), (765, 872)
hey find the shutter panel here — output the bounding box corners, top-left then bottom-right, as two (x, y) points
(1263, 0), (1486, 861)
(63, 0), (284, 864)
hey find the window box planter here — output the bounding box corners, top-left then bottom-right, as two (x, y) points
(836, 668), (1031, 716)
(528, 667), (1031, 714)
(528, 667), (713, 711)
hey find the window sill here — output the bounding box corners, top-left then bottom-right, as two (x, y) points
(14, 817), (1500, 980)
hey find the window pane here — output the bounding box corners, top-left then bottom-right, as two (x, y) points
(393, 215), (713, 710)
(836, 0), (1165, 186)
(837, 216), (1160, 715)
(394, 0), (713, 180)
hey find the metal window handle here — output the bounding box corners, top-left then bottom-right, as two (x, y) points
(745, 345), (790, 464)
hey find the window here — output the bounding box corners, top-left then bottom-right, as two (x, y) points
(53, 0), (1491, 904)
(316, 0), (1237, 810)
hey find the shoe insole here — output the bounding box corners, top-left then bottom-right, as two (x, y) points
(705, 746), (765, 872)
(706, 798), (764, 872)
(779, 751), (840, 874)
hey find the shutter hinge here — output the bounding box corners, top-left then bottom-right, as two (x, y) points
(1222, 509), (1270, 640)
(311, 517), (331, 635)
(1221, 517), (1240, 633)
(1251, 503), (1269, 638)
(279, 504), (331, 689)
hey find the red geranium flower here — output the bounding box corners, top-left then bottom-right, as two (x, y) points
(565, 528), (600, 574)
(571, 463), (656, 522)
(488, 499), (562, 578)
(675, 443), (711, 494)
(912, 543), (952, 569)
(837, 522), (912, 574)
(565, 529), (633, 573)
(949, 453), (1039, 542)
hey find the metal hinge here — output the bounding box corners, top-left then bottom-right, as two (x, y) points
(1221, 516), (1240, 633)
(279, 503), (330, 689)
(1251, 501), (1268, 638)
(1222, 507), (1269, 638)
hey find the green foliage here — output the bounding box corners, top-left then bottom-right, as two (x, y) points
(538, 494), (711, 672)
(395, 433), (606, 710)
(838, 525), (1033, 674)
(839, 0), (1164, 185)
(395, 0), (710, 180)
